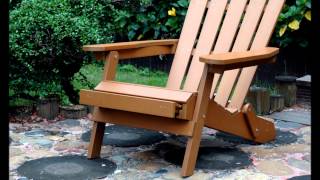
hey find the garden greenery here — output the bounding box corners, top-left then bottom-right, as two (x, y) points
(9, 0), (311, 106)
(9, 0), (113, 104)
(272, 0), (311, 48)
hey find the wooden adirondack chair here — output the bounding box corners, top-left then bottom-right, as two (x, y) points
(80, 0), (285, 177)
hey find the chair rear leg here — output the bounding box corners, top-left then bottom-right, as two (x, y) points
(87, 121), (105, 159)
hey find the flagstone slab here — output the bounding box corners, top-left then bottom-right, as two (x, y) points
(17, 155), (116, 180)
(159, 143), (251, 170)
(81, 125), (166, 147)
(215, 129), (298, 146)
(288, 175), (311, 180)
(256, 160), (294, 176)
(268, 111), (310, 125)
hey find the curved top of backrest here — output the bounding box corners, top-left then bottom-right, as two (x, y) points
(166, 0), (285, 109)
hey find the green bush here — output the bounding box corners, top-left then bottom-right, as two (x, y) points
(114, 0), (189, 40)
(115, 0), (310, 48)
(271, 0), (311, 48)
(9, 0), (113, 105)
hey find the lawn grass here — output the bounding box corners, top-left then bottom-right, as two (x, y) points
(72, 63), (169, 92)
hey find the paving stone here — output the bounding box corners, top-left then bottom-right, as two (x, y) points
(81, 125), (166, 147)
(301, 135), (311, 144)
(17, 155), (116, 180)
(163, 171), (212, 180)
(136, 161), (167, 171)
(10, 156), (27, 169)
(110, 155), (127, 165)
(155, 168), (168, 174)
(242, 144), (310, 159)
(172, 135), (235, 147)
(302, 155), (310, 162)
(288, 175), (311, 180)
(54, 141), (88, 151)
(268, 111), (310, 125)
(215, 129), (298, 146)
(275, 144), (310, 154)
(56, 119), (81, 127)
(215, 169), (270, 180)
(287, 158), (310, 172)
(161, 144), (252, 170)
(10, 147), (24, 157)
(131, 150), (160, 161)
(9, 133), (22, 142)
(25, 149), (58, 159)
(24, 129), (50, 137)
(47, 135), (66, 142)
(296, 127), (311, 136)
(17, 177), (29, 180)
(275, 120), (305, 130)
(20, 138), (53, 148)
(256, 160), (294, 176)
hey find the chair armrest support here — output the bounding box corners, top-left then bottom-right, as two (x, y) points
(83, 39), (178, 60)
(199, 47), (279, 73)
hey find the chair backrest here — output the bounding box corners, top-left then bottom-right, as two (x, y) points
(166, 0), (285, 110)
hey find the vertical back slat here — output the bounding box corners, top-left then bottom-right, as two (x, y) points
(166, 0), (208, 90)
(184, 0), (248, 92)
(208, 0), (249, 96)
(183, 0), (228, 92)
(214, 0), (267, 107)
(228, 0), (285, 109)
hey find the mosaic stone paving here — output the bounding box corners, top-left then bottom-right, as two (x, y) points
(81, 125), (166, 147)
(9, 116), (311, 180)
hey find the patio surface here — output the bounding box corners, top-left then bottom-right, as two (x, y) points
(9, 107), (311, 180)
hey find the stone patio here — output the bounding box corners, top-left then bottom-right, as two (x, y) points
(9, 108), (311, 180)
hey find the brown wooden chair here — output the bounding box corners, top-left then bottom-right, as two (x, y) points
(80, 0), (285, 177)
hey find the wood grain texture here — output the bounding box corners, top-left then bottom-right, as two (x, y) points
(200, 47), (278, 65)
(93, 108), (195, 136)
(87, 122), (105, 159)
(95, 81), (195, 103)
(205, 101), (276, 143)
(93, 45), (176, 60)
(83, 39), (178, 51)
(183, 0), (228, 92)
(80, 89), (178, 118)
(166, 0), (209, 90)
(103, 51), (119, 81)
(181, 66), (214, 177)
(208, 0), (248, 98)
(229, 0), (285, 109)
(213, 0), (267, 107)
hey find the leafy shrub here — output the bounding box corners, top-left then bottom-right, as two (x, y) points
(9, 0), (113, 105)
(271, 0), (311, 48)
(115, 0), (310, 49)
(114, 0), (189, 40)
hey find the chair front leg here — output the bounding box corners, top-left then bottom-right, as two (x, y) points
(181, 65), (214, 177)
(87, 120), (106, 159)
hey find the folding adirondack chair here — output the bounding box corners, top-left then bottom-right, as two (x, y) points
(80, 0), (285, 177)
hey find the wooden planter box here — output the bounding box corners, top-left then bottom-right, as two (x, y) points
(37, 94), (60, 120)
(270, 94), (285, 113)
(275, 75), (297, 107)
(60, 105), (87, 119)
(246, 86), (270, 115)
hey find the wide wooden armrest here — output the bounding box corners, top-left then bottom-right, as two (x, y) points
(83, 39), (178, 52)
(199, 47), (279, 72)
